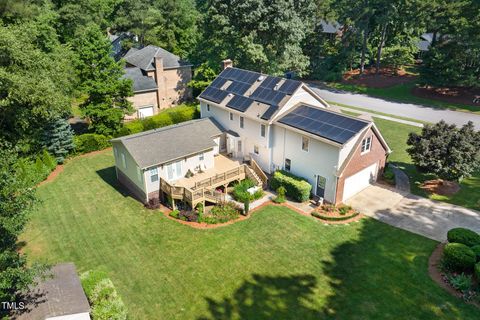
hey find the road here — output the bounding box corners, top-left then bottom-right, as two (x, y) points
(308, 84), (480, 129)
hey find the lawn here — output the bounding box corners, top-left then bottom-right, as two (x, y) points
(373, 118), (480, 210)
(329, 82), (480, 114)
(21, 151), (479, 319)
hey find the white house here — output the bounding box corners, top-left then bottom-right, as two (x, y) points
(197, 61), (391, 203)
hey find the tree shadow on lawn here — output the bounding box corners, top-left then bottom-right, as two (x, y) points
(199, 219), (478, 320)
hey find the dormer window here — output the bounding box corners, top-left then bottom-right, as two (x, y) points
(361, 136), (372, 154)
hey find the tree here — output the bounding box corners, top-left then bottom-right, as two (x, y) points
(195, 0), (317, 76)
(407, 121), (480, 181)
(41, 117), (75, 163)
(0, 18), (75, 152)
(0, 142), (45, 304)
(73, 24), (133, 136)
(188, 63), (218, 97)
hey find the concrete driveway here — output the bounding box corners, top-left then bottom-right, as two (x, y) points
(346, 184), (480, 242)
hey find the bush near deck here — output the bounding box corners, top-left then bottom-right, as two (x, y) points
(270, 170), (312, 202)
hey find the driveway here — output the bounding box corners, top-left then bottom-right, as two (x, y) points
(346, 185), (480, 242)
(308, 84), (480, 129)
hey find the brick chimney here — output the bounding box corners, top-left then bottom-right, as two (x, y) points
(154, 56), (166, 109)
(222, 59), (233, 70)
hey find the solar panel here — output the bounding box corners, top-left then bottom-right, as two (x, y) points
(199, 87), (229, 104)
(278, 105), (369, 144)
(210, 77), (227, 89)
(278, 80), (302, 94)
(261, 105), (279, 120)
(260, 76), (281, 89)
(226, 95), (254, 112)
(225, 81), (250, 95)
(250, 87), (286, 106)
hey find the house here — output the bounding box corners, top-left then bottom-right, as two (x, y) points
(113, 61), (390, 206)
(111, 118), (266, 208)
(122, 45), (193, 120)
(197, 61), (391, 204)
(13, 263), (90, 320)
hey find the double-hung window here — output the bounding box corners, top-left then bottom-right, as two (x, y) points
(150, 167), (159, 182)
(207, 104), (210, 111)
(261, 124), (266, 137)
(301, 136), (309, 152)
(240, 116), (244, 129)
(361, 136), (372, 154)
(199, 153), (204, 161)
(285, 158), (291, 171)
(230, 112), (233, 121)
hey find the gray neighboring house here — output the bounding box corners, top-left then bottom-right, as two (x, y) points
(122, 45), (193, 120)
(13, 263), (90, 320)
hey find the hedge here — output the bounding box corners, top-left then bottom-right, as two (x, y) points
(447, 228), (480, 247)
(74, 134), (111, 154)
(81, 271), (127, 320)
(117, 104), (199, 137)
(471, 245), (480, 261)
(442, 242), (476, 271)
(270, 170), (312, 202)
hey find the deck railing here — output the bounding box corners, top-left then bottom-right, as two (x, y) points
(250, 158), (268, 186)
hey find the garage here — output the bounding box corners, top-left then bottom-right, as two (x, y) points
(342, 162), (378, 202)
(137, 106), (154, 118)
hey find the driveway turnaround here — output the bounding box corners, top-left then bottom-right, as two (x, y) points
(346, 185), (480, 242)
(308, 84), (480, 129)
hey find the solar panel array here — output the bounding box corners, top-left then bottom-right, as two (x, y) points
(199, 67), (304, 119)
(278, 105), (369, 144)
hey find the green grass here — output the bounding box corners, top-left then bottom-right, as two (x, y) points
(329, 82), (480, 114)
(21, 151), (479, 319)
(373, 117), (480, 210)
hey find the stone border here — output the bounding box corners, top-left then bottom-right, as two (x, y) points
(428, 243), (480, 309)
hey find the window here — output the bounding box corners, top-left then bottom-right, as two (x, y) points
(260, 124), (266, 137)
(254, 145), (259, 154)
(121, 153), (126, 169)
(238, 140), (242, 152)
(230, 112), (233, 121)
(301, 136), (309, 152)
(285, 158), (291, 171)
(239, 116), (244, 129)
(150, 167), (158, 182)
(207, 104), (210, 111)
(361, 136), (372, 154)
(199, 153), (204, 161)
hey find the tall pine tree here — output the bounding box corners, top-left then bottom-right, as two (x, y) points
(41, 118), (75, 164)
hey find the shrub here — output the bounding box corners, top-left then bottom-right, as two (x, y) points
(169, 209), (180, 219)
(178, 210), (199, 222)
(471, 245), (480, 261)
(383, 166), (395, 184)
(206, 202), (241, 224)
(74, 133), (110, 154)
(244, 198), (250, 215)
(447, 228), (480, 247)
(443, 243), (476, 271)
(274, 186), (286, 203)
(338, 205), (351, 216)
(81, 271), (127, 320)
(447, 273), (472, 292)
(270, 170), (312, 202)
(118, 104), (199, 137)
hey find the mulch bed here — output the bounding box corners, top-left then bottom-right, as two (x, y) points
(342, 67), (417, 88)
(412, 86), (480, 107)
(420, 179), (460, 196)
(428, 243), (480, 308)
(311, 205), (363, 224)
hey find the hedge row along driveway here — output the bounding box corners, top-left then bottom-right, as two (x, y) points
(21, 151), (479, 319)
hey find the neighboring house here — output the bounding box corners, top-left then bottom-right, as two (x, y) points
(111, 118), (266, 208)
(122, 45), (193, 120)
(113, 61), (390, 206)
(197, 61), (391, 204)
(13, 263), (90, 320)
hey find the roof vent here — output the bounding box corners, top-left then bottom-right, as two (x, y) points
(274, 83), (280, 91)
(257, 75), (265, 81)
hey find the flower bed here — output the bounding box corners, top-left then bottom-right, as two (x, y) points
(231, 178), (264, 203)
(169, 202), (242, 224)
(311, 204), (360, 222)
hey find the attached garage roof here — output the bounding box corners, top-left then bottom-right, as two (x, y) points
(278, 105), (370, 145)
(111, 118), (224, 169)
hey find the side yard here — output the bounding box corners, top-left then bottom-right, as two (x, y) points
(20, 151), (479, 319)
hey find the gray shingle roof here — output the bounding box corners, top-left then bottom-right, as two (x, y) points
(124, 45), (191, 71)
(14, 263), (90, 319)
(123, 67), (158, 92)
(112, 118), (224, 169)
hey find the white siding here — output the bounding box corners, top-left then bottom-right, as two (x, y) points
(144, 149), (215, 194)
(271, 126), (340, 203)
(112, 143), (146, 194)
(271, 86), (327, 122)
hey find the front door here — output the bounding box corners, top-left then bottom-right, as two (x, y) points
(316, 176), (326, 198)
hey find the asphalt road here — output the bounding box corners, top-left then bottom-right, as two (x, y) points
(308, 84), (480, 129)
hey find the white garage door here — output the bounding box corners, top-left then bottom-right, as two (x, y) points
(342, 162), (378, 202)
(138, 106), (154, 118)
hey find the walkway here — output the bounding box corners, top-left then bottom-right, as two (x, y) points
(308, 84), (480, 129)
(346, 184), (480, 242)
